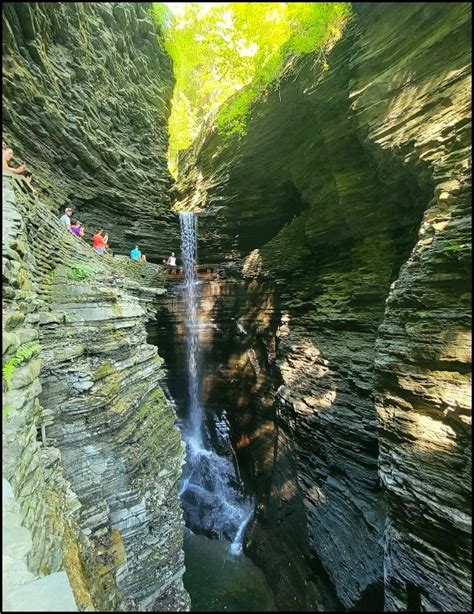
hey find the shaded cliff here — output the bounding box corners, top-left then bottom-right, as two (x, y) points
(2, 2), (179, 261)
(147, 277), (280, 510)
(177, 2), (472, 611)
(147, 276), (340, 610)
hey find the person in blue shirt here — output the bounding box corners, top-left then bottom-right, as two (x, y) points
(130, 245), (146, 261)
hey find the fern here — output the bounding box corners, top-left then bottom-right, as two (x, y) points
(67, 263), (95, 281)
(2, 360), (17, 391)
(2, 341), (41, 391)
(15, 341), (40, 363)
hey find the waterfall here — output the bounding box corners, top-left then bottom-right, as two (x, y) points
(179, 212), (203, 448)
(178, 212), (254, 556)
(229, 507), (253, 556)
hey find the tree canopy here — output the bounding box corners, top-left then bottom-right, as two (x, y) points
(152, 2), (352, 175)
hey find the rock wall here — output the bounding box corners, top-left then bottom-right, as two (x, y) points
(3, 1), (471, 611)
(2, 2), (179, 261)
(147, 273), (343, 610)
(176, 3), (472, 611)
(349, 4), (472, 612)
(2, 172), (190, 611)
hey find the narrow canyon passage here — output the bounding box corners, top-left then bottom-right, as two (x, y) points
(146, 213), (281, 611)
(2, 2), (471, 613)
(145, 212), (379, 611)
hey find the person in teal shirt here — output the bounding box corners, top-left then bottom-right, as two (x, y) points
(130, 245), (142, 261)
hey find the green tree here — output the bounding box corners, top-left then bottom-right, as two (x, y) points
(152, 2), (352, 172)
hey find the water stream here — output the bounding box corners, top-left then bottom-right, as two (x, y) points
(178, 212), (254, 555)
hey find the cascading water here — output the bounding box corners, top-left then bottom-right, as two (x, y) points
(178, 212), (253, 555)
(179, 212), (203, 449)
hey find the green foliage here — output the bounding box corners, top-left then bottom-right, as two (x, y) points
(152, 2), (352, 164)
(443, 241), (470, 254)
(152, 2), (173, 27)
(67, 263), (95, 281)
(167, 92), (198, 175)
(216, 87), (258, 137)
(2, 360), (17, 391)
(3, 405), (11, 418)
(15, 341), (40, 363)
(216, 2), (352, 137)
(2, 341), (41, 391)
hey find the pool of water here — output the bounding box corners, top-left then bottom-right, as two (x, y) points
(183, 530), (276, 612)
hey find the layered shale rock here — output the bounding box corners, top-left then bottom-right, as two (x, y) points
(3, 1), (471, 612)
(349, 5), (472, 612)
(3, 172), (190, 611)
(3, 173), (90, 607)
(2, 2), (179, 261)
(177, 3), (471, 611)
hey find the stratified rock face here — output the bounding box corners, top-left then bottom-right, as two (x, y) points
(346, 4), (471, 611)
(2, 2), (179, 261)
(3, 172), (190, 611)
(177, 3), (471, 611)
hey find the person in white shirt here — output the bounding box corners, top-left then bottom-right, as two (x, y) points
(163, 252), (177, 273)
(60, 207), (73, 229)
(166, 252), (177, 266)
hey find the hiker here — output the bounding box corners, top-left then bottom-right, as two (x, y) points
(3, 145), (35, 193)
(103, 232), (111, 255)
(70, 220), (84, 238)
(130, 245), (141, 260)
(130, 245), (146, 261)
(92, 229), (107, 255)
(3, 145), (27, 176)
(60, 207), (73, 229)
(163, 252), (177, 274)
(163, 252), (177, 267)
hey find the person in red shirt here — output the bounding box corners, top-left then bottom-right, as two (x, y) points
(92, 229), (107, 255)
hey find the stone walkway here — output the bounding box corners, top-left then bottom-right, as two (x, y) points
(2, 479), (77, 612)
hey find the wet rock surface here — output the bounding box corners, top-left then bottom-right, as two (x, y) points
(147, 278), (280, 519)
(177, 3), (471, 611)
(2, 2), (179, 262)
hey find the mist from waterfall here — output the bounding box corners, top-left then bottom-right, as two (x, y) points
(178, 212), (254, 555)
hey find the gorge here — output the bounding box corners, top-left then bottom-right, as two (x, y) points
(2, 2), (472, 613)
